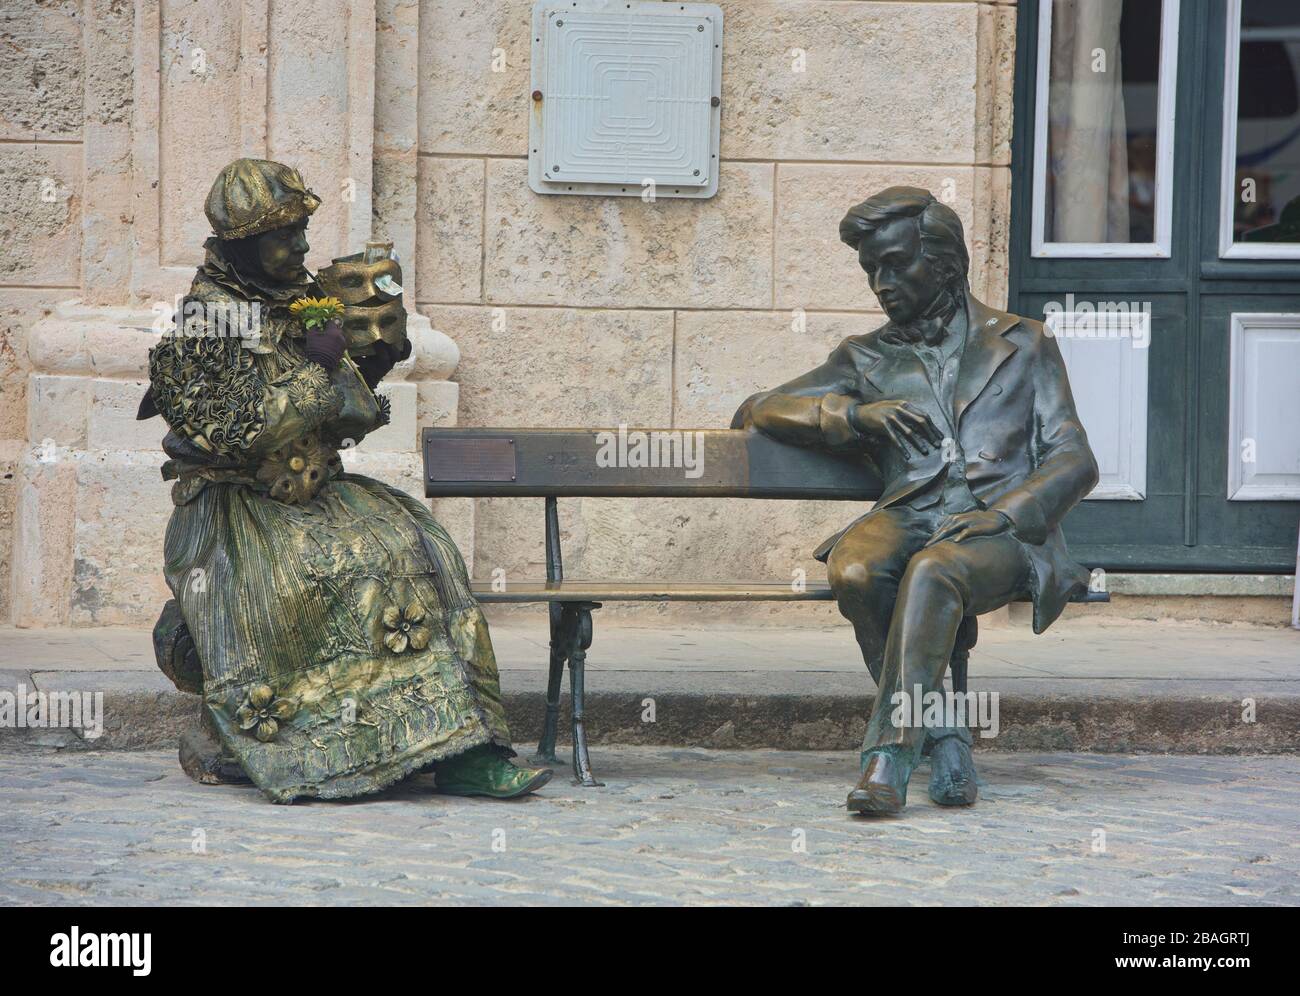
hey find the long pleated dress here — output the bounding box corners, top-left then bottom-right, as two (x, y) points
(147, 242), (511, 803)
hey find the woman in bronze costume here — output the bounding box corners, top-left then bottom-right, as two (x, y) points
(141, 158), (551, 803)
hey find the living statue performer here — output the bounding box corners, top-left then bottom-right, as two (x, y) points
(138, 158), (552, 803)
(734, 187), (1098, 815)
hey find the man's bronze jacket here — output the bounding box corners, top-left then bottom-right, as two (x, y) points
(734, 293), (1100, 632)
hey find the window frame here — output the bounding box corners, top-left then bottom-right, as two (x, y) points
(1217, 0), (1300, 259)
(1030, 0), (1181, 259)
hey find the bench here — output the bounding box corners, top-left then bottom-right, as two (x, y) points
(423, 427), (1107, 785)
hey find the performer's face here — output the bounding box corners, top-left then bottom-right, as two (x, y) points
(254, 222), (310, 283)
(857, 217), (944, 325)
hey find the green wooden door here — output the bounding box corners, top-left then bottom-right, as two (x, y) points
(1009, 0), (1300, 572)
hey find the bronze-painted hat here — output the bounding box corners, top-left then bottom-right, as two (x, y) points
(205, 158), (321, 240)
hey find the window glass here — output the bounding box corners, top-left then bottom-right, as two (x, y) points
(1229, 1), (1300, 245)
(1041, 0), (1166, 245)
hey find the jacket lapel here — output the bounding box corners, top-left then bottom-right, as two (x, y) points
(954, 295), (1020, 427)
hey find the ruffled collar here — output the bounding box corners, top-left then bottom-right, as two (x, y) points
(200, 237), (313, 304)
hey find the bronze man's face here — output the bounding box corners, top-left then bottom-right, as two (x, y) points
(254, 222), (310, 283)
(856, 216), (945, 325)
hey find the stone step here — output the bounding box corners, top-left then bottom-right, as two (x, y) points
(2, 620), (1296, 755)
(3, 668), (1297, 756)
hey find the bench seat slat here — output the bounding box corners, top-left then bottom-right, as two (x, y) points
(424, 428), (883, 500)
(470, 580), (1110, 604)
(473, 581), (836, 602)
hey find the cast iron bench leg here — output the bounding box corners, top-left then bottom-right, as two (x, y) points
(528, 600), (568, 767)
(568, 601), (603, 787)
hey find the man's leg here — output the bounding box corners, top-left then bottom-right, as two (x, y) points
(828, 509), (967, 765)
(925, 614), (980, 806)
(825, 507), (932, 685)
(829, 507), (974, 804)
(850, 532), (1031, 814)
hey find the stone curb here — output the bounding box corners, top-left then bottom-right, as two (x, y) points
(1, 670), (1296, 755)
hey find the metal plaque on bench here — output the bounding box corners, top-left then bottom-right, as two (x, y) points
(425, 436), (517, 483)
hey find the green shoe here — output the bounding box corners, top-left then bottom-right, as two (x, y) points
(435, 745), (553, 799)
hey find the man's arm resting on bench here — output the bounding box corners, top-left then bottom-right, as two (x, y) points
(732, 340), (867, 450)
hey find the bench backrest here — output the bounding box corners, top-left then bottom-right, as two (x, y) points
(422, 428), (883, 500)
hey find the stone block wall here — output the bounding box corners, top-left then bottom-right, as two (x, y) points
(1, 0), (91, 623)
(1, 0), (468, 626)
(0, 0), (1017, 625)
(413, 0), (1017, 615)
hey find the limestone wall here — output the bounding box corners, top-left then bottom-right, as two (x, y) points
(1, 0), (91, 622)
(414, 0), (1016, 614)
(0, 0), (1017, 625)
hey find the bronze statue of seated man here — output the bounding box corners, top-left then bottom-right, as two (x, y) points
(735, 187), (1098, 815)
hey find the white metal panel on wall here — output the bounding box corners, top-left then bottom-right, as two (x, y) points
(1228, 313), (1300, 500)
(529, 1), (723, 198)
(1046, 309), (1151, 500)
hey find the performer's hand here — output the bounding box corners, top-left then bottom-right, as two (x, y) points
(851, 400), (943, 456)
(353, 341), (402, 389)
(305, 318), (347, 371)
(925, 509), (1012, 547)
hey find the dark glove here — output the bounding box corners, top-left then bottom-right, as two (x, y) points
(354, 338), (412, 389)
(304, 319), (347, 371)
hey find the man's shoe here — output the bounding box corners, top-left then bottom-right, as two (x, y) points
(435, 745), (553, 799)
(847, 748), (911, 815)
(928, 733), (978, 807)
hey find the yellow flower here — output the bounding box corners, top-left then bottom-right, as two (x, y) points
(289, 296), (344, 330)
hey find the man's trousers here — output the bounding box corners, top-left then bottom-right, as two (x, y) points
(825, 505), (1032, 764)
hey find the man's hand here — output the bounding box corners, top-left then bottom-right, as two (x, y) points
(851, 400), (944, 456)
(924, 509), (1012, 547)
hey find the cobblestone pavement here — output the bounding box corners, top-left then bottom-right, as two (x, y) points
(1, 748), (1296, 906)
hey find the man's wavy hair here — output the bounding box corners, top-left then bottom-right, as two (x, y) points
(839, 186), (969, 289)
